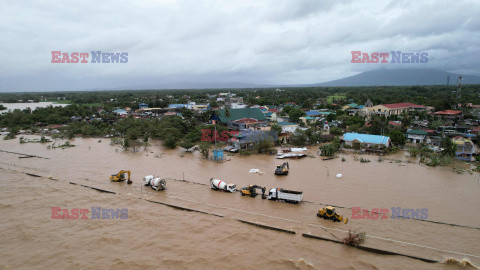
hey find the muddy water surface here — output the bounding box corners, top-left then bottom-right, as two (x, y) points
(0, 136), (479, 269)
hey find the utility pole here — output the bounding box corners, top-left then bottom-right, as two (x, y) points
(457, 75), (463, 100)
(214, 125), (217, 153)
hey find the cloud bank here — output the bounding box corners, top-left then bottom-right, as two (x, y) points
(0, 0), (479, 91)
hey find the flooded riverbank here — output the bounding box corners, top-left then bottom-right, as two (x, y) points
(0, 135), (479, 269)
(0, 102), (68, 114)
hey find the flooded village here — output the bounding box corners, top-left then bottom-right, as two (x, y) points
(1, 87), (480, 269)
(3, 0), (480, 268)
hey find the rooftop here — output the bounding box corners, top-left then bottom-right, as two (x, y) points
(406, 129), (428, 135)
(233, 118), (259, 124)
(277, 121), (297, 126)
(388, 121), (402, 126)
(434, 110), (462, 115)
(382, 102), (420, 109)
(216, 108), (267, 122)
(343, 133), (390, 145)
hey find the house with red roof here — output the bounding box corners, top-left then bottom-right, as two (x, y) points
(363, 102), (428, 117)
(433, 110), (462, 117)
(231, 118), (262, 130)
(388, 121), (402, 128)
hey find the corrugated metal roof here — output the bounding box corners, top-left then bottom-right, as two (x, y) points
(406, 129), (428, 135)
(343, 133), (390, 145)
(306, 110), (320, 116)
(277, 121), (297, 126)
(216, 108), (267, 122)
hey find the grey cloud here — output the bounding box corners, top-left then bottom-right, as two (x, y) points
(0, 0), (478, 91)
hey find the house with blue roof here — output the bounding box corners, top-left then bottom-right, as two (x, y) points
(168, 104), (187, 109)
(306, 110), (321, 117)
(138, 103), (149, 109)
(343, 133), (390, 148)
(112, 109), (128, 116)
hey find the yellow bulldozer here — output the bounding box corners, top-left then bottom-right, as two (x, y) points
(317, 206), (348, 224)
(110, 170), (132, 184)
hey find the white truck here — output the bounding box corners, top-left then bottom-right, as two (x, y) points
(210, 178), (236, 193)
(267, 188), (303, 204)
(143, 175), (166, 191)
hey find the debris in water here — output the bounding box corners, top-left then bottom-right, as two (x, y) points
(249, 169), (264, 175)
(343, 230), (365, 247)
(443, 258), (478, 269)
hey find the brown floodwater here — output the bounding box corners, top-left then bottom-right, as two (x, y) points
(0, 135), (479, 269)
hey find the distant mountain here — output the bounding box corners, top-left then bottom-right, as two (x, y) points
(316, 69), (480, 87)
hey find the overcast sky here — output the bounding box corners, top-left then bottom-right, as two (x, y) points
(0, 0), (479, 92)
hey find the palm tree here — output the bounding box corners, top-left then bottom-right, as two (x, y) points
(224, 107), (231, 120)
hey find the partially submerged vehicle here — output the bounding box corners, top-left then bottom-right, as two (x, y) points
(143, 175), (166, 191)
(274, 162), (289, 175)
(267, 188), (303, 204)
(110, 170), (132, 184)
(210, 178), (236, 193)
(317, 206), (348, 223)
(240, 185), (266, 199)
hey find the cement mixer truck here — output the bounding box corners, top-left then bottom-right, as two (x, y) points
(210, 178), (236, 193)
(143, 175), (166, 191)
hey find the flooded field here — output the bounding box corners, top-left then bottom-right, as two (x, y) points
(0, 135), (479, 269)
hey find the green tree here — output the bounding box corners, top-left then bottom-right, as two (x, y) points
(270, 124), (282, 136)
(178, 140), (195, 150)
(288, 108), (306, 123)
(199, 142), (211, 158)
(326, 113), (336, 122)
(224, 107), (231, 120)
(367, 116), (388, 135)
(389, 130), (406, 146)
(329, 126), (343, 136)
(122, 138), (131, 150)
(257, 139), (274, 154)
(441, 137), (456, 157)
(180, 108), (194, 119)
(163, 136), (177, 149)
(290, 130), (307, 146)
(319, 143), (339, 157)
(4, 126), (19, 140)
